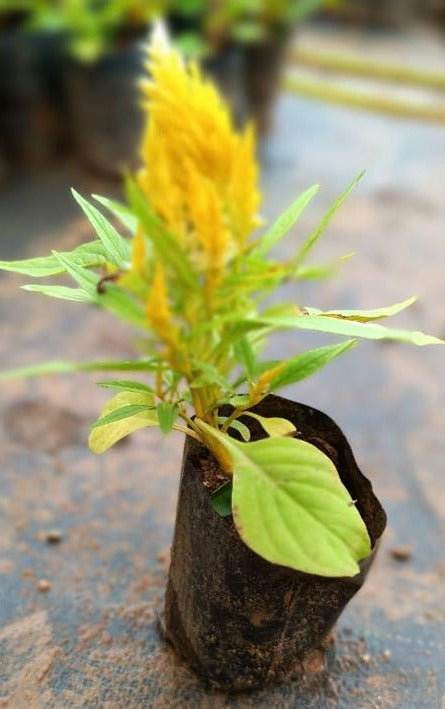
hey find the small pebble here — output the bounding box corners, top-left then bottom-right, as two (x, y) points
(389, 546), (412, 562)
(45, 529), (63, 545)
(361, 653), (371, 663)
(382, 649), (391, 661)
(37, 579), (51, 593)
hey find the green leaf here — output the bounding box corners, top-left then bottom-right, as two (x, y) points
(269, 340), (356, 390)
(0, 359), (161, 382)
(218, 417), (251, 441)
(156, 401), (177, 434)
(97, 379), (154, 394)
(242, 412), (296, 437)
(92, 194), (138, 233)
(292, 172), (364, 269)
(258, 313), (444, 346)
(125, 179), (197, 289)
(21, 284), (92, 302)
(89, 391), (158, 454)
(197, 422), (371, 577)
(210, 480), (233, 518)
(0, 241), (108, 278)
(307, 296), (417, 322)
(233, 337), (256, 380)
(252, 183), (319, 257)
(52, 251), (146, 329)
(91, 404), (155, 428)
(191, 360), (231, 389)
(71, 189), (130, 265)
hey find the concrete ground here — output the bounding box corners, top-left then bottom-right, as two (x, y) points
(0, 26), (445, 708)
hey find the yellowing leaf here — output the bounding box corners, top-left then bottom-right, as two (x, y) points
(243, 412), (296, 437)
(89, 391), (158, 454)
(249, 362), (286, 404)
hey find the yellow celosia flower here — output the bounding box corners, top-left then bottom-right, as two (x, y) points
(131, 224), (146, 275)
(146, 262), (174, 342)
(137, 24), (261, 290)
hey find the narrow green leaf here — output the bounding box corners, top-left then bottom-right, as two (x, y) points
(22, 284), (92, 302)
(210, 480), (233, 517)
(156, 401), (177, 434)
(52, 250), (98, 295)
(307, 296), (418, 322)
(191, 360), (231, 389)
(0, 358), (161, 382)
(293, 172), (364, 268)
(89, 391), (158, 453)
(242, 412), (296, 437)
(233, 337), (256, 380)
(72, 189), (130, 265)
(97, 379), (154, 393)
(125, 178), (197, 288)
(252, 184), (319, 257)
(0, 241), (108, 278)
(91, 404), (155, 428)
(269, 340), (356, 390)
(218, 417), (251, 441)
(197, 422), (371, 577)
(92, 194), (138, 233)
(257, 313), (444, 346)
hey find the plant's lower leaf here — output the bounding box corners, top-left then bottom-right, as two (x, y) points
(210, 480), (233, 517)
(242, 412), (296, 437)
(89, 391), (158, 453)
(198, 422), (371, 577)
(218, 417), (251, 441)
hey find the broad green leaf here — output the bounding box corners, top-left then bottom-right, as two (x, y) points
(233, 337), (256, 380)
(242, 412), (296, 437)
(252, 184), (319, 257)
(218, 417), (251, 441)
(0, 358), (161, 382)
(292, 172), (364, 269)
(197, 422), (371, 577)
(72, 189), (130, 265)
(257, 313), (444, 346)
(0, 241), (108, 278)
(307, 296), (417, 322)
(22, 284), (92, 302)
(97, 379), (154, 394)
(92, 194), (138, 233)
(126, 179), (197, 288)
(89, 391), (158, 453)
(269, 340), (356, 390)
(156, 401), (177, 434)
(210, 480), (233, 517)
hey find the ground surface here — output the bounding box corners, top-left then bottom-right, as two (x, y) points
(1, 26), (445, 709)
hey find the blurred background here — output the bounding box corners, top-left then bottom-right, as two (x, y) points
(1, 1), (445, 706)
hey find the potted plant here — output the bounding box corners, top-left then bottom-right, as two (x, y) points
(0, 26), (442, 690)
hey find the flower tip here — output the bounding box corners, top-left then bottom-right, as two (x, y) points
(148, 18), (172, 57)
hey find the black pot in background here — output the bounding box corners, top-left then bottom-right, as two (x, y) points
(163, 394), (386, 691)
(0, 30), (67, 168)
(65, 42), (145, 178)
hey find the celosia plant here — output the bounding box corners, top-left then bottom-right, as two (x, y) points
(1, 26), (442, 577)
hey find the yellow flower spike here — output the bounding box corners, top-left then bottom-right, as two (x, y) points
(131, 224), (147, 276)
(137, 23), (262, 276)
(249, 363), (287, 405)
(146, 262), (175, 344)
